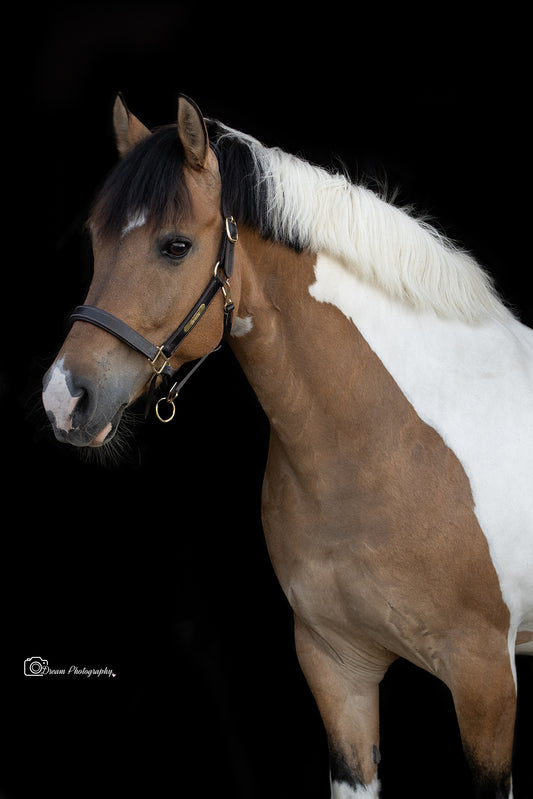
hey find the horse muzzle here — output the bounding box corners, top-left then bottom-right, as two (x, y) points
(42, 358), (130, 448)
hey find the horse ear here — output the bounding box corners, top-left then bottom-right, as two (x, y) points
(177, 94), (209, 170)
(112, 93), (151, 157)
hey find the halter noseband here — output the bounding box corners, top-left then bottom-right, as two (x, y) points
(69, 214), (238, 423)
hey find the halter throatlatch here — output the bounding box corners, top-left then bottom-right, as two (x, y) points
(69, 215), (238, 423)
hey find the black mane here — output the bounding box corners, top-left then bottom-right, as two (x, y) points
(90, 120), (302, 250)
(208, 121), (272, 241)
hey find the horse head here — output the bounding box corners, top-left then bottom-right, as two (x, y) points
(43, 94), (240, 447)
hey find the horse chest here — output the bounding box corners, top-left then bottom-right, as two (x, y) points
(259, 384), (513, 670)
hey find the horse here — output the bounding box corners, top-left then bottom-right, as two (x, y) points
(42, 93), (533, 798)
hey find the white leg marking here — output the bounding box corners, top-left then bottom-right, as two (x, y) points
(331, 776), (380, 798)
(42, 358), (80, 431)
(230, 315), (254, 338)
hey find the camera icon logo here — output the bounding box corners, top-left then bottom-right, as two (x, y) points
(24, 656), (48, 676)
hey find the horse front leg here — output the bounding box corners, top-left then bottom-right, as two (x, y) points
(446, 637), (516, 799)
(294, 617), (394, 798)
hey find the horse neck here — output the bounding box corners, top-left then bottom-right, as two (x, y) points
(230, 231), (395, 478)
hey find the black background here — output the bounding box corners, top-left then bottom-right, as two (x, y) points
(3, 4), (532, 798)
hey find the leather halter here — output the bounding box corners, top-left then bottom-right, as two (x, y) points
(69, 215), (238, 423)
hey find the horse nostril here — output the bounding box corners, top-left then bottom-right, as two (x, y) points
(70, 385), (95, 429)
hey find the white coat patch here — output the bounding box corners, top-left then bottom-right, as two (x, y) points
(230, 315), (254, 338)
(42, 358), (80, 432)
(310, 253), (533, 659)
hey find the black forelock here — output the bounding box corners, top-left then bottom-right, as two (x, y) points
(90, 125), (191, 238)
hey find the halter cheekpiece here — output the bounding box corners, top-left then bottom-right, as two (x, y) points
(70, 211), (238, 423)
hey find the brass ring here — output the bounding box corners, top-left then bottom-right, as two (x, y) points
(155, 397), (176, 423)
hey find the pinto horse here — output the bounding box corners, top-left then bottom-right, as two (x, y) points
(43, 94), (533, 798)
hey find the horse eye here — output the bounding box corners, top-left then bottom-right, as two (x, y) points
(162, 238), (191, 260)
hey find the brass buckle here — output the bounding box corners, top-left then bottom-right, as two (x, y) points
(221, 279), (233, 310)
(225, 216), (239, 243)
(214, 263), (233, 309)
(149, 346), (170, 375)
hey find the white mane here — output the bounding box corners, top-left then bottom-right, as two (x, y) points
(218, 123), (509, 324)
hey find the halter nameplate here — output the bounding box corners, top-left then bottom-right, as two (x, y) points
(183, 303), (206, 334)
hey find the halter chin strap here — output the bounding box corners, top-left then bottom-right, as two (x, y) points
(69, 215), (238, 422)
